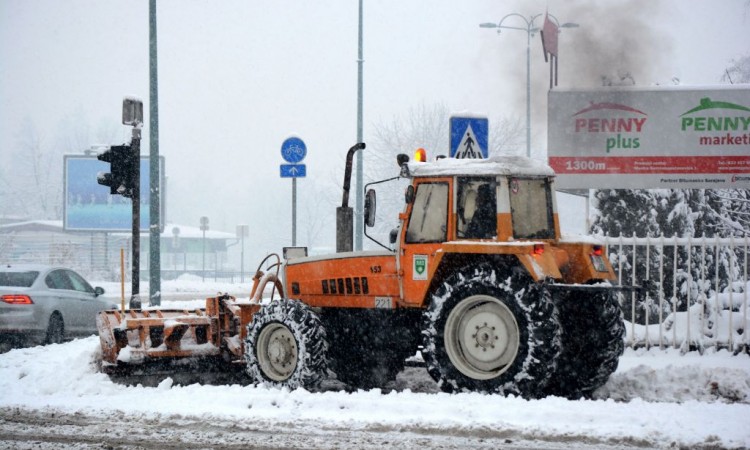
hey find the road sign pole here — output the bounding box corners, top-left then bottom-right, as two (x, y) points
(280, 137), (307, 247)
(292, 177), (297, 246)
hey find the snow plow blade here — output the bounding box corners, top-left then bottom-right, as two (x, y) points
(96, 294), (261, 369)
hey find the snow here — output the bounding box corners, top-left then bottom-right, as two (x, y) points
(560, 233), (606, 245)
(623, 280), (750, 350)
(97, 273), (250, 300)
(0, 336), (748, 448)
(406, 155), (555, 178)
(0, 284), (748, 448)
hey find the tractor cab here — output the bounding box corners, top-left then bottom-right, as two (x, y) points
(364, 152), (560, 249)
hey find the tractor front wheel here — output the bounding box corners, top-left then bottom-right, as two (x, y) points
(244, 300), (328, 390)
(422, 263), (560, 398)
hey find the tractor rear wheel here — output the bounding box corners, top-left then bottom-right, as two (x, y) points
(545, 290), (625, 399)
(422, 263), (560, 398)
(244, 300), (328, 390)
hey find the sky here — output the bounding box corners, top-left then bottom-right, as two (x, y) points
(1, 0), (748, 263)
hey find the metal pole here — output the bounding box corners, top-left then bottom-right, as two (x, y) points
(292, 177), (297, 246)
(525, 27), (531, 158)
(120, 248), (125, 313)
(149, 0), (161, 306)
(355, 0), (364, 250)
(202, 229), (206, 282)
(240, 234), (245, 283)
(131, 130), (140, 309)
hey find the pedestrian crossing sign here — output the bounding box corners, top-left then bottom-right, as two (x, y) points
(450, 116), (488, 159)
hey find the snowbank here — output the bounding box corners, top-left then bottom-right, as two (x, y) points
(0, 337), (748, 448)
(624, 281), (749, 350)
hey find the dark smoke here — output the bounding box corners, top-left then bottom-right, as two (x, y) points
(553, 0), (672, 88)
(493, 0), (674, 157)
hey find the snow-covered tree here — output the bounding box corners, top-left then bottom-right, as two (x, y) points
(710, 189), (750, 237)
(592, 188), (744, 325)
(590, 189), (666, 323)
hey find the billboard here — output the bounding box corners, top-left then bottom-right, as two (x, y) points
(548, 86), (750, 189)
(64, 155), (165, 231)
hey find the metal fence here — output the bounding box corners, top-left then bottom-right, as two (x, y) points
(0, 232), (128, 279)
(602, 235), (749, 352)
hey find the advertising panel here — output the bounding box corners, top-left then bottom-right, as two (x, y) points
(63, 155), (165, 231)
(548, 86), (750, 189)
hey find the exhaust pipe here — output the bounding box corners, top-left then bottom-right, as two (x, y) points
(337, 142), (366, 253)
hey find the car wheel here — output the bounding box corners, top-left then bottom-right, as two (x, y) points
(45, 313), (65, 345)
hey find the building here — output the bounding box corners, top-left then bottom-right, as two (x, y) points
(0, 220), (237, 281)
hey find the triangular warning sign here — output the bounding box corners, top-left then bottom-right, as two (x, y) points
(455, 124), (482, 159)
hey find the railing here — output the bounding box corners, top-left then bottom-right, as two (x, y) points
(602, 235), (749, 352)
(0, 232), (234, 283)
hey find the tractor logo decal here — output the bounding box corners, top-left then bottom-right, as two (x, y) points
(413, 255), (428, 280)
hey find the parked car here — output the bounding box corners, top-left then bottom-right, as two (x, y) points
(0, 264), (117, 346)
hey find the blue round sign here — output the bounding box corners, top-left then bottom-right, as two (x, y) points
(280, 137), (307, 164)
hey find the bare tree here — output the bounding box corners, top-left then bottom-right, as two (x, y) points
(2, 119), (64, 220)
(299, 178), (336, 252)
(0, 110), (119, 222)
(722, 53), (750, 84)
(361, 103), (524, 249)
(368, 102), (524, 181)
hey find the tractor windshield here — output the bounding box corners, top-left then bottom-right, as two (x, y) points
(509, 178), (554, 240)
(457, 177), (497, 239)
(405, 182), (448, 243)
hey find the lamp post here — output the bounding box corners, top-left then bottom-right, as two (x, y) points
(354, 0), (364, 251)
(480, 14), (578, 158)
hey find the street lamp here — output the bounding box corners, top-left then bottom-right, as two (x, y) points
(480, 13), (578, 158)
(355, 0), (364, 251)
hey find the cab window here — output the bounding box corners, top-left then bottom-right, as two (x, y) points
(509, 178), (554, 239)
(457, 177), (497, 239)
(406, 182), (448, 243)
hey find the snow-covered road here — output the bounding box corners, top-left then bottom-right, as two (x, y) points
(1, 336), (749, 449)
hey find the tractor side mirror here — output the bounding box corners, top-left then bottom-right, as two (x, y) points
(389, 228), (399, 244)
(364, 189), (376, 227)
(405, 185), (415, 204)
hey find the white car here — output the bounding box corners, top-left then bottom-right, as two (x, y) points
(0, 264), (117, 346)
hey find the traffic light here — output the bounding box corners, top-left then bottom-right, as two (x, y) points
(97, 145), (137, 198)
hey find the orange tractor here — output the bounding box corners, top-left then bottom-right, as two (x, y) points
(98, 143), (628, 399)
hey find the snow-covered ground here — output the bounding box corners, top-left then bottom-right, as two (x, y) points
(1, 280), (749, 449)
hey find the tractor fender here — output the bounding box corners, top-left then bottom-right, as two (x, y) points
(423, 253), (533, 308)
